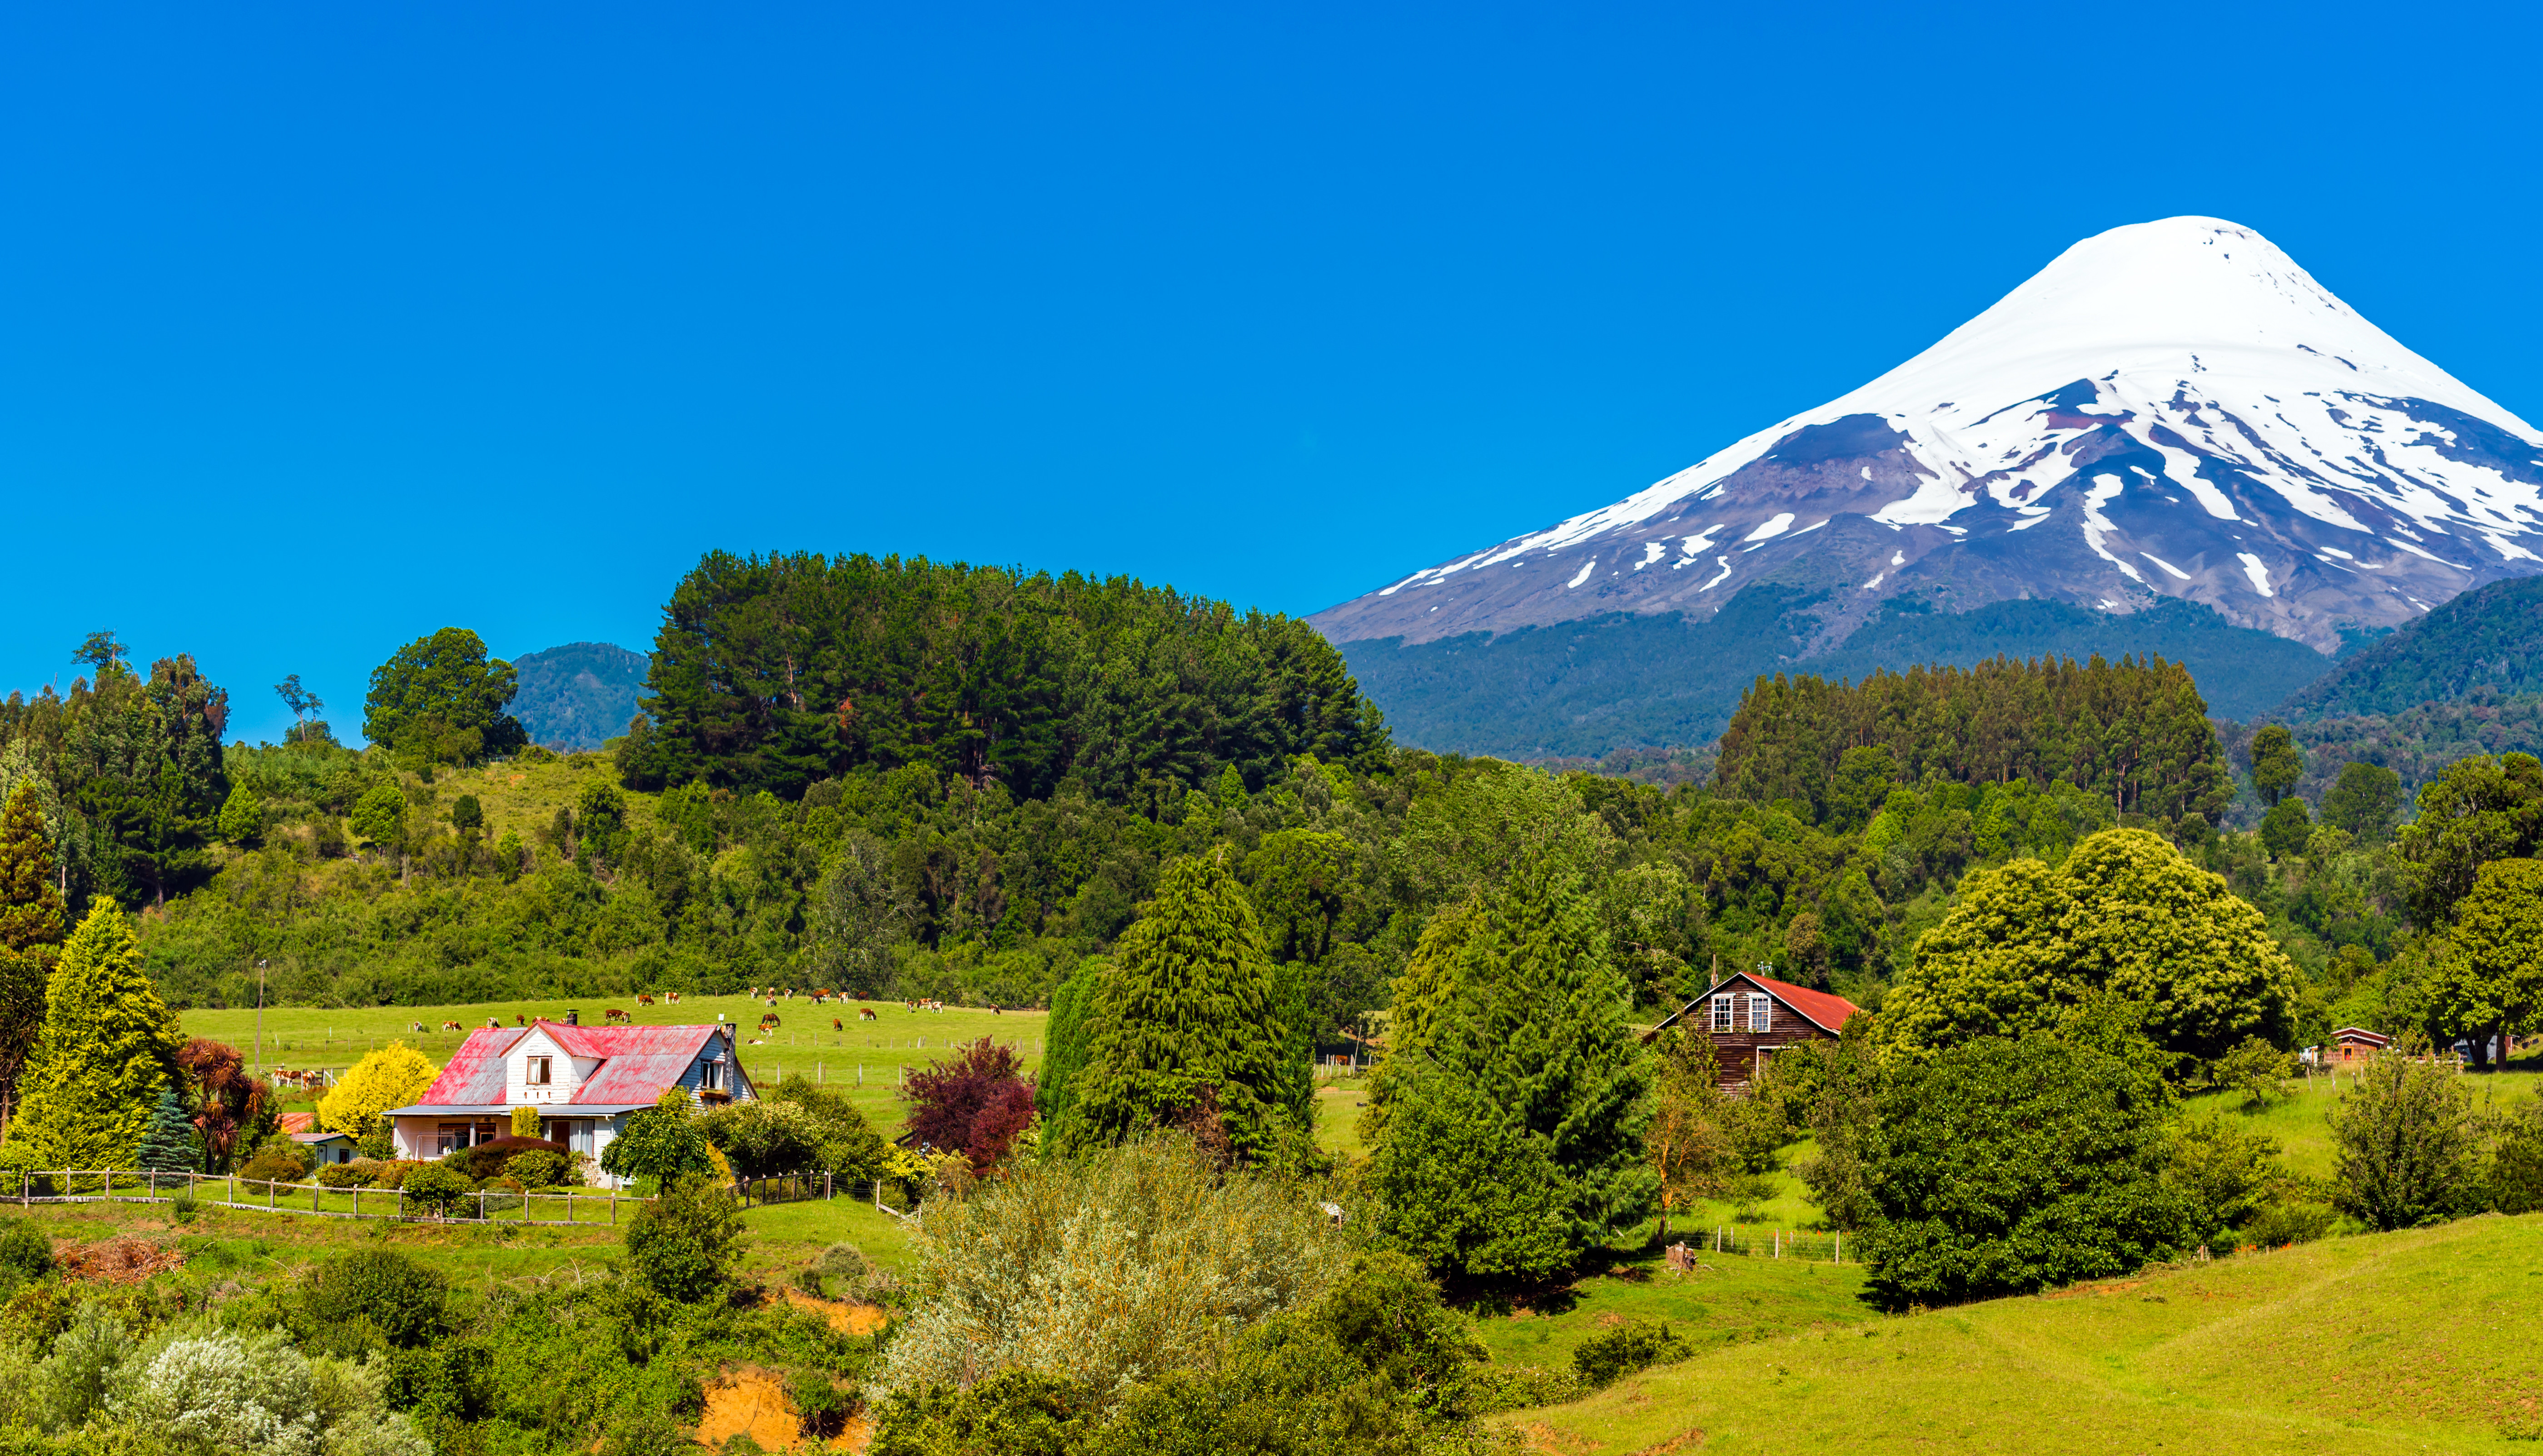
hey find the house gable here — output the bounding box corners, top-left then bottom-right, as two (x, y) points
(1644, 972), (1863, 1095)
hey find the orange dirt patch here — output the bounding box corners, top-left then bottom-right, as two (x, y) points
(1518, 1421), (1599, 1455)
(56, 1237), (186, 1284)
(781, 1288), (889, 1336)
(1631, 1431), (1706, 1455)
(2043, 1280), (2146, 1300)
(697, 1367), (802, 1451)
(830, 1412), (874, 1452)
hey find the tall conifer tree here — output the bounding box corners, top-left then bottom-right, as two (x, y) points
(0, 785), (66, 1134)
(1066, 854), (1293, 1161)
(1373, 853), (1655, 1270)
(3, 900), (183, 1170)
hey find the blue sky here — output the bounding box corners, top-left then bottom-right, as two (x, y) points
(4, 2), (2538, 745)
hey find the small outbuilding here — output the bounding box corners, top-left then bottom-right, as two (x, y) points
(1643, 971), (1862, 1094)
(291, 1129), (358, 1166)
(2330, 1027), (2392, 1064)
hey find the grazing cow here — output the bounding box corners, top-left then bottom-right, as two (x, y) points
(858, 1007), (879, 1021)
(411, 1022), (427, 1033)
(832, 1017), (844, 1031)
(759, 1014), (781, 1031)
(990, 1004), (1002, 1016)
(665, 991), (681, 1004)
(441, 1020), (463, 1033)
(637, 993), (655, 1006)
(486, 1017), (503, 1029)
(764, 997), (778, 1009)
(604, 1008), (631, 1025)
(514, 1013), (526, 1026)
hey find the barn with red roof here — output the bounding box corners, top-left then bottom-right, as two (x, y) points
(383, 1011), (756, 1183)
(1644, 971), (1862, 1093)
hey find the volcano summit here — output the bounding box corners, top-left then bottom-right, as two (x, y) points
(1315, 218), (2543, 665)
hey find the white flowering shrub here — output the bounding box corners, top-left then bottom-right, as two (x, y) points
(879, 1135), (1353, 1398)
(105, 1326), (429, 1456)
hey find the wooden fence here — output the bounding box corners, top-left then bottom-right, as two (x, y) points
(14, 1168), (914, 1227)
(1668, 1226), (1849, 1264)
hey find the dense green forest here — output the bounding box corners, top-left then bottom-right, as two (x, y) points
(1338, 586), (2331, 760)
(1, 553), (2521, 1069)
(620, 552), (1386, 805)
(2278, 574), (2543, 720)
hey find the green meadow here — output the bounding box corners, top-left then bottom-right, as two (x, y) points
(1503, 1213), (2543, 1455)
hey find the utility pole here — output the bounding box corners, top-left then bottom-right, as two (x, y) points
(254, 960), (268, 1074)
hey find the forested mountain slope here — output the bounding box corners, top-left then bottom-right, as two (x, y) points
(1340, 588), (2328, 758)
(511, 642), (647, 750)
(2276, 574), (2543, 720)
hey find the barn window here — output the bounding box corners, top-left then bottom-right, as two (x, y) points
(526, 1056), (552, 1086)
(1747, 994), (1772, 1032)
(1710, 995), (1735, 1033)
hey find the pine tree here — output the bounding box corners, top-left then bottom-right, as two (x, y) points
(134, 1082), (199, 1172)
(1065, 854), (1293, 1162)
(0, 785), (65, 953)
(1373, 854), (1656, 1271)
(2, 900), (182, 1170)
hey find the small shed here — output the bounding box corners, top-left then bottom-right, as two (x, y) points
(2331, 1027), (2392, 1065)
(291, 1129), (358, 1166)
(1644, 972), (1862, 1094)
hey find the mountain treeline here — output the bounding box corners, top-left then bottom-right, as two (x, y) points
(1713, 654), (2231, 822)
(621, 552), (1388, 806)
(0, 644), (231, 910)
(2279, 574), (2543, 720)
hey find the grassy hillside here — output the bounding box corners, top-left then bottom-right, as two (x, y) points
(1503, 1213), (2543, 1453)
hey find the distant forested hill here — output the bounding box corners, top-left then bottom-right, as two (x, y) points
(2275, 575), (2543, 720)
(1338, 587), (2330, 759)
(512, 642), (647, 750)
(624, 552), (1388, 805)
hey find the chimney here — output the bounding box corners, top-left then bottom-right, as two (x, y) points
(565, 1009), (579, 1026)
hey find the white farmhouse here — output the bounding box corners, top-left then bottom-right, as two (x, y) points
(382, 1013), (755, 1185)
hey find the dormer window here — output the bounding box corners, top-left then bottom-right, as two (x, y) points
(526, 1056), (553, 1086)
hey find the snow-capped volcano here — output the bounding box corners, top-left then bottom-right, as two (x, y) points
(1311, 217), (2543, 653)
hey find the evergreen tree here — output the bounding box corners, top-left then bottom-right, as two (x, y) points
(1034, 956), (1102, 1123)
(0, 785), (65, 952)
(0, 785), (65, 1133)
(1373, 853), (1655, 1272)
(1065, 854), (1293, 1162)
(134, 1082), (198, 1172)
(2, 900), (182, 1170)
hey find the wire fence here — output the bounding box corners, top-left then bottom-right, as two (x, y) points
(1668, 1226), (1851, 1265)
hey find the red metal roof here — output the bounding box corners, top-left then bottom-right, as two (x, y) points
(415, 1027), (529, 1104)
(1734, 973), (1863, 1034)
(568, 1024), (723, 1104)
(1649, 973), (1863, 1038)
(2333, 1026), (2392, 1046)
(410, 1020), (727, 1108)
(277, 1112), (315, 1133)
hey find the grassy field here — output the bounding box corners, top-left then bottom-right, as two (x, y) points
(9, 1176), (931, 1293)
(1502, 1213), (2543, 1455)
(181, 996), (1046, 1136)
(1478, 1248), (1872, 1373)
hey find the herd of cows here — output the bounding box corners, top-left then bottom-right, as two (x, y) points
(406, 989), (1005, 1039)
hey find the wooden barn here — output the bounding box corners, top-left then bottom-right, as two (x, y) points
(1643, 972), (1862, 1094)
(2329, 1026), (2392, 1064)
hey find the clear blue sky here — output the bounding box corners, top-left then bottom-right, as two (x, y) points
(5, 3), (2537, 745)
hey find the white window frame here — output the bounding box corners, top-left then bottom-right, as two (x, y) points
(1748, 994), (1773, 1033)
(1709, 994), (1736, 1033)
(700, 1058), (725, 1092)
(526, 1055), (552, 1086)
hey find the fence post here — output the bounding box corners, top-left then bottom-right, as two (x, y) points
(611, 1192), (618, 1226)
